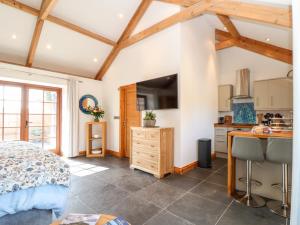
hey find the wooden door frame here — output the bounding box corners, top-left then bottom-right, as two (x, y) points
(119, 83), (141, 158)
(0, 80), (62, 155)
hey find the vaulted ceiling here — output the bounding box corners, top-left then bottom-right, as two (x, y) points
(0, 0), (292, 80)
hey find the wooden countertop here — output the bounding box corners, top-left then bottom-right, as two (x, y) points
(214, 123), (256, 128)
(228, 130), (293, 139)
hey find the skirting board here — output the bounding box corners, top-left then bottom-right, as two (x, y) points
(174, 152), (217, 175)
(79, 150), (121, 158)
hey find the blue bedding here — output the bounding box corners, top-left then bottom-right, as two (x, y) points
(0, 184), (69, 219)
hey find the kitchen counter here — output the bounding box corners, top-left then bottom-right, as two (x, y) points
(214, 123), (256, 128)
(227, 130), (293, 196)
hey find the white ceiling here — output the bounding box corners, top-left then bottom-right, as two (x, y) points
(0, 0), (292, 78)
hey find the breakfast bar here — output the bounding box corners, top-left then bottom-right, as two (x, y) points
(227, 130), (293, 196)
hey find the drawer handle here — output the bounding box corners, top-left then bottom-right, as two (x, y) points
(150, 145), (155, 148)
(151, 165), (155, 168)
(137, 142), (141, 144)
(150, 155), (155, 158)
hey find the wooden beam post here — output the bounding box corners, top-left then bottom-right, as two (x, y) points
(95, 0), (153, 80)
(217, 14), (240, 38)
(215, 29), (292, 64)
(26, 0), (57, 67)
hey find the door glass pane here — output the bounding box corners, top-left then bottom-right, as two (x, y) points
(44, 103), (56, 114)
(0, 86), (3, 100)
(0, 114), (3, 127)
(44, 115), (56, 126)
(4, 101), (21, 113)
(29, 127), (42, 139)
(4, 114), (20, 127)
(29, 115), (43, 126)
(4, 128), (20, 141)
(44, 91), (57, 102)
(44, 138), (56, 150)
(29, 102), (43, 114)
(29, 139), (42, 148)
(29, 89), (43, 102)
(4, 86), (21, 101)
(0, 100), (3, 112)
(44, 126), (56, 138)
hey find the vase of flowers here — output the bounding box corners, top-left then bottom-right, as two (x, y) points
(87, 105), (105, 122)
(143, 111), (156, 127)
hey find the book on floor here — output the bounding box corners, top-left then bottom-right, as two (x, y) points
(60, 214), (101, 225)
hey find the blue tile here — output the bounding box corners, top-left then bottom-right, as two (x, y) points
(233, 103), (256, 124)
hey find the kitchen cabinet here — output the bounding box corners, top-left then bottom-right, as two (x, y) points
(218, 85), (233, 112)
(254, 78), (293, 110)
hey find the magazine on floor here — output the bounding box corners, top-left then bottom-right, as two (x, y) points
(60, 214), (101, 225)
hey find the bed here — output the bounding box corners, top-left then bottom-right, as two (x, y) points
(0, 141), (71, 219)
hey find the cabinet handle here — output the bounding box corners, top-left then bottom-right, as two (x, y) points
(151, 145), (155, 148)
(150, 155), (154, 158)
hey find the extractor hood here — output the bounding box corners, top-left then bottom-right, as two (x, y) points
(233, 68), (251, 99)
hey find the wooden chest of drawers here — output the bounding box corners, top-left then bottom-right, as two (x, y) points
(130, 127), (174, 178)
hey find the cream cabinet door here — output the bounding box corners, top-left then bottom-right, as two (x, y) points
(254, 80), (270, 110)
(268, 79), (293, 110)
(218, 85), (233, 112)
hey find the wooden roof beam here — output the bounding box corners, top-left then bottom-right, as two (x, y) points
(95, 0), (153, 80)
(0, 0), (116, 46)
(215, 29), (292, 64)
(217, 14), (240, 39)
(26, 0), (57, 67)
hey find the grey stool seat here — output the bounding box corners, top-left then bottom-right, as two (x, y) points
(266, 138), (292, 218)
(232, 137), (266, 208)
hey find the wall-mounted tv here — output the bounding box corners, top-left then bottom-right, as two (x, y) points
(137, 74), (178, 111)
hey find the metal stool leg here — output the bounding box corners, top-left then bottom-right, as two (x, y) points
(236, 160), (266, 208)
(267, 164), (290, 218)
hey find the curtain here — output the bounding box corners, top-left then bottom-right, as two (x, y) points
(66, 79), (79, 157)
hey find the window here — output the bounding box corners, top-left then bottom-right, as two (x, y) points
(0, 81), (62, 154)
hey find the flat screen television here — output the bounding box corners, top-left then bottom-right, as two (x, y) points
(137, 74), (178, 111)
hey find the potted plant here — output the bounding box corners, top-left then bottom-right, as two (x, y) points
(87, 105), (105, 122)
(143, 111), (156, 127)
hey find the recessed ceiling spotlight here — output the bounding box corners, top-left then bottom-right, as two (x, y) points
(118, 13), (124, 19)
(224, 26), (228, 31)
(46, 44), (52, 49)
(93, 58), (98, 62)
(11, 34), (17, 39)
(265, 38), (271, 42)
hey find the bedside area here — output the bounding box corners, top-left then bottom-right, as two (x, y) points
(130, 127), (174, 178)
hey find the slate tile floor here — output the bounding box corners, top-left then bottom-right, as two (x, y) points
(4, 156), (288, 225)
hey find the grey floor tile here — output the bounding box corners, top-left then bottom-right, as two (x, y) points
(63, 196), (96, 216)
(190, 181), (232, 205)
(0, 210), (52, 225)
(211, 158), (227, 170)
(160, 174), (201, 191)
(89, 168), (132, 184)
(206, 170), (227, 186)
(108, 195), (161, 225)
(78, 184), (129, 213)
(112, 169), (157, 192)
(134, 181), (185, 208)
(184, 167), (214, 180)
(70, 175), (109, 195)
(217, 201), (286, 225)
(167, 193), (227, 225)
(144, 210), (195, 225)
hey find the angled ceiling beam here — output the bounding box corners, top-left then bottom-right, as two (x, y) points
(215, 38), (237, 50)
(95, 0), (153, 80)
(157, 0), (200, 7)
(119, 0), (210, 49)
(215, 29), (292, 64)
(217, 14), (240, 39)
(207, 0), (292, 28)
(157, 0), (292, 28)
(26, 0), (57, 67)
(0, 0), (116, 46)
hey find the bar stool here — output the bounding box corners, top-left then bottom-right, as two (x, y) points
(266, 138), (292, 218)
(232, 137), (266, 207)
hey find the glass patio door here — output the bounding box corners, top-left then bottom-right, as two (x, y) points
(26, 87), (60, 153)
(0, 80), (61, 154)
(0, 84), (23, 141)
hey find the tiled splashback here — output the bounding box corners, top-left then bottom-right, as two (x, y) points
(233, 102), (256, 124)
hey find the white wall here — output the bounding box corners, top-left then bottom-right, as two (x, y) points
(102, 15), (219, 167)
(218, 47), (292, 96)
(102, 25), (181, 165)
(0, 63), (104, 152)
(179, 16), (218, 166)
